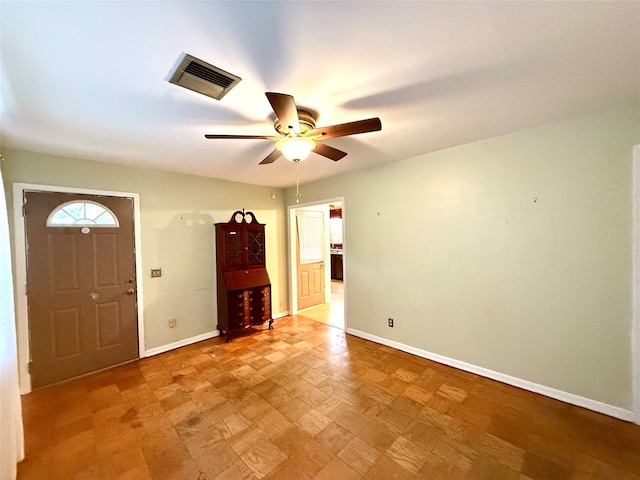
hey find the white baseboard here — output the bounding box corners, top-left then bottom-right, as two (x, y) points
(143, 330), (220, 357)
(143, 313), (290, 358)
(347, 328), (635, 423)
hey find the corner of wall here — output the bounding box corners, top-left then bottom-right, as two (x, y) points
(632, 143), (640, 425)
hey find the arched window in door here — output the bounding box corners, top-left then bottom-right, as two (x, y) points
(46, 200), (119, 227)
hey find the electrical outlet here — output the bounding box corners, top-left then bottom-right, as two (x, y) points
(388, 318), (394, 327)
(151, 268), (162, 278)
(168, 319), (177, 328)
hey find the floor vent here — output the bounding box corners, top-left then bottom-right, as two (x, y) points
(169, 54), (241, 100)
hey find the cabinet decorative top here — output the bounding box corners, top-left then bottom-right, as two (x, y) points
(224, 209), (262, 226)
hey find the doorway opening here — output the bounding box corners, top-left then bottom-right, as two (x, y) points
(288, 198), (345, 330)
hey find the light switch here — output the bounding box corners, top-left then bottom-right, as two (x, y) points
(151, 268), (162, 278)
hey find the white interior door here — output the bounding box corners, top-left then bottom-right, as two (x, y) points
(296, 210), (325, 310)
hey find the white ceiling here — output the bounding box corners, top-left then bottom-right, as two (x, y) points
(1, 1), (639, 188)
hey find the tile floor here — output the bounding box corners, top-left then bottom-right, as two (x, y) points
(17, 315), (640, 480)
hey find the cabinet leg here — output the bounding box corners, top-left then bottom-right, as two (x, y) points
(268, 319), (273, 330)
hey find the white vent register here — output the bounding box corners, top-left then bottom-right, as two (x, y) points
(169, 54), (241, 100)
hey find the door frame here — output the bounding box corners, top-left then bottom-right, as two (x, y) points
(632, 144), (640, 424)
(12, 183), (145, 394)
(287, 197), (345, 329)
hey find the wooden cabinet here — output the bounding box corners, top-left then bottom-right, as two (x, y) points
(215, 210), (272, 340)
(331, 253), (343, 280)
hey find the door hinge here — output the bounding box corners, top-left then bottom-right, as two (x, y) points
(27, 361), (33, 373)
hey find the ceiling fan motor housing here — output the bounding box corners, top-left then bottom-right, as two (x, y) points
(274, 109), (317, 136)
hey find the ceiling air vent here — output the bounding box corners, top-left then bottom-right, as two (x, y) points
(169, 54), (241, 100)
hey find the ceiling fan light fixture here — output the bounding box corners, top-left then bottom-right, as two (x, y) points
(276, 137), (316, 162)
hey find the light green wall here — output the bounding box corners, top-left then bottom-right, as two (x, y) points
(3, 104), (638, 409)
(1, 150), (288, 350)
(286, 104), (640, 409)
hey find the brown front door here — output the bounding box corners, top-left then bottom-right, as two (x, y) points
(24, 191), (139, 388)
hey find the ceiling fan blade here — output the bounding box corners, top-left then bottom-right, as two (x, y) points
(313, 143), (347, 162)
(307, 117), (382, 140)
(204, 134), (279, 140)
(266, 92), (300, 135)
(259, 149), (281, 165)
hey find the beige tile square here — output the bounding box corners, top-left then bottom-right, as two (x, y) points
(437, 383), (468, 403)
(312, 457), (361, 480)
(289, 438), (334, 477)
(315, 422), (355, 454)
(296, 409), (332, 436)
(385, 435), (428, 474)
(337, 437), (381, 475)
(241, 442), (287, 479)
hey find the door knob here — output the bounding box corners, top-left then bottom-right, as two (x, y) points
(126, 277), (135, 283)
(127, 288), (136, 295)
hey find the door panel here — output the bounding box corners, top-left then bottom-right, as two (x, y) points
(94, 234), (119, 287)
(96, 301), (122, 347)
(312, 268), (322, 293)
(300, 271), (310, 297)
(25, 191), (138, 388)
(50, 234), (79, 291)
(298, 260), (324, 309)
(52, 307), (81, 357)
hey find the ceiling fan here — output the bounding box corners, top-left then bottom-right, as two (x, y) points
(204, 92), (382, 165)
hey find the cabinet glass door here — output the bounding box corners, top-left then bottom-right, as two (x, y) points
(245, 225), (265, 266)
(223, 227), (243, 269)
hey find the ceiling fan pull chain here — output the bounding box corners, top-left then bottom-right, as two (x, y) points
(295, 160), (301, 204)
